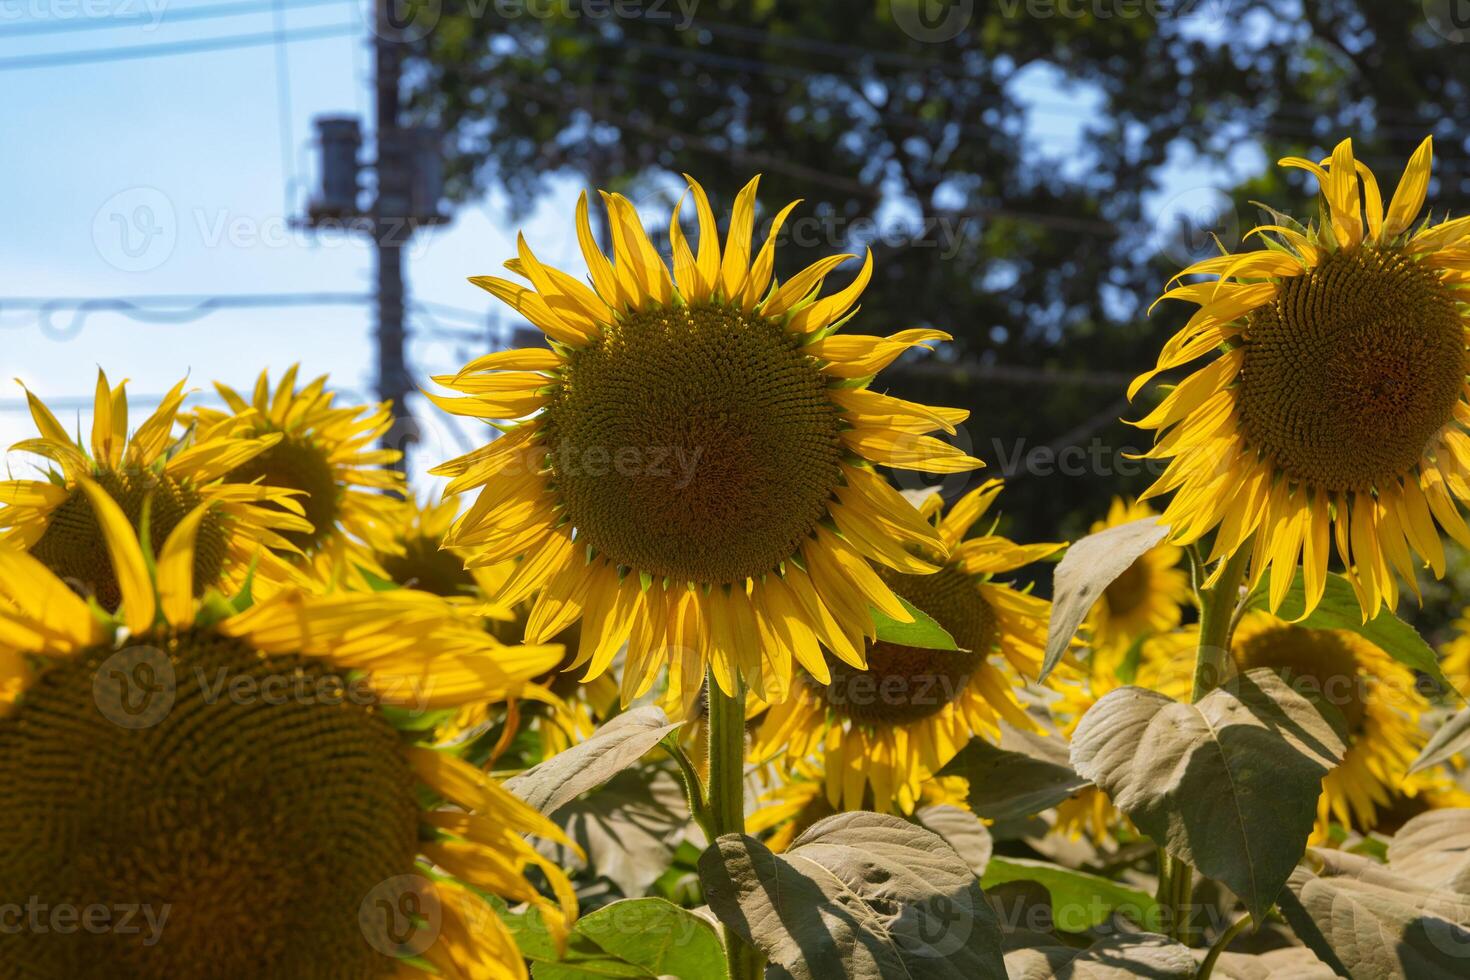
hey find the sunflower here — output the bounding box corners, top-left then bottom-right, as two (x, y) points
(751, 481), (1060, 813)
(0, 371), (307, 609)
(429, 175), (982, 707)
(0, 477), (573, 977)
(748, 760), (972, 852)
(1230, 611), (1430, 839)
(1084, 497), (1191, 652)
(1136, 136), (1470, 621)
(193, 366), (406, 567)
(1054, 615), (1431, 842)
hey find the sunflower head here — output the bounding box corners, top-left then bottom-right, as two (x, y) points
(1, 372), (310, 611)
(754, 480), (1062, 813)
(194, 366), (406, 561)
(1137, 136), (1470, 622)
(1229, 611), (1427, 836)
(0, 481), (572, 976)
(430, 175), (982, 706)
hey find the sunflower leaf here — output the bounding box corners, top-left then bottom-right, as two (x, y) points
(939, 727), (1091, 822)
(1002, 933), (1195, 979)
(1410, 705), (1470, 775)
(531, 898), (727, 980)
(699, 812), (1006, 980)
(1276, 848), (1470, 980)
(1069, 668), (1346, 921)
(1246, 569), (1450, 690)
(981, 856), (1158, 932)
(872, 596), (959, 650)
(505, 705), (681, 816)
(1040, 517), (1171, 680)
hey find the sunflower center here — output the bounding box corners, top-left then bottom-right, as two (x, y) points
(30, 469), (228, 611)
(808, 567), (994, 726)
(228, 434), (341, 552)
(544, 303), (842, 584)
(1103, 558), (1150, 619)
(1238, 246), (1466, 492)
(1232, 624), (1368, 732)
(0, 631), (419, 977)
(378, 536), (474, 597)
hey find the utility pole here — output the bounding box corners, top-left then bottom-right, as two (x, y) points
(300, 0), (447, 472)
(373, 0), (413, 469)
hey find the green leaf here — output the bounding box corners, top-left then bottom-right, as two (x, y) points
(505, 706), (682, 816)
(871, 596), (959, 650)
(1040, 517), (1171, 680)
(981, 856), (1158, 932)
(1069, 668), (1346, 920)
(939, 727), (1091, 822)
(530, 898), (727, 980)
(1410, 704), (1470, 775)
(1246, 569), (1450, 689)
(699, 812), (1006, 979)
(1276, 849), (1470, 980)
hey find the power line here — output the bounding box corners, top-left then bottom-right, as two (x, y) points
(0, 22), (358, 72)
(0, 292), (371, 338)
(2, 0), (351, 36)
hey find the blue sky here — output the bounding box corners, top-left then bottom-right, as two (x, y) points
(0, 0), (1259, 493)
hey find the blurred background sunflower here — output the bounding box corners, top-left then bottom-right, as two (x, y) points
(1083, 497), (1192, 653)
(0, 371), (308, 609)
(753, 481), (1060, 813)
(192, 366), (406, 575)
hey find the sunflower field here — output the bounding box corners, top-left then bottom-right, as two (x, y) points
(9, 4), (1470, 975)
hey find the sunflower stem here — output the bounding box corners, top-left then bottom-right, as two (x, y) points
(706, 670), (764, 980)
(662, 734), (715, 842)
(1196, 912), (1253, 979)
(1191, 544), (1251, 703)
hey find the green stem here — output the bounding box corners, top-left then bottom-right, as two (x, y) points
(707, 670), (763, 980)
(663, 735), (714, 843)
(1192, 544), (1251, 703)
(1171, 858), (1194, 945)
(1195, 913), (1252, 979)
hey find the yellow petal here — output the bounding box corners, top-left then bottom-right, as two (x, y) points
(76, 476), (155, 632)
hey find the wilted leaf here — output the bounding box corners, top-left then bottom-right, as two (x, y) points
(872, 596), (959, 650)
(1247, 570), (1449, 689)
(1003, 933), (1194, 979)
(537, 768), (693, 898)
(981, 856), (1158, 932)
(1069, 668), (1345, 920)
(940, 728), (1091, 821)
(1387, 809), (1470, 894)
(917, 804), (993, 877)
(1041, 517), (1170, 679)
(506, 705), (681, 815)
(698, 811), (1005, 980)
(532, 897), (727, 980)
(1409, 704), (1470, 775)
(1276, 849), (1470, 980)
